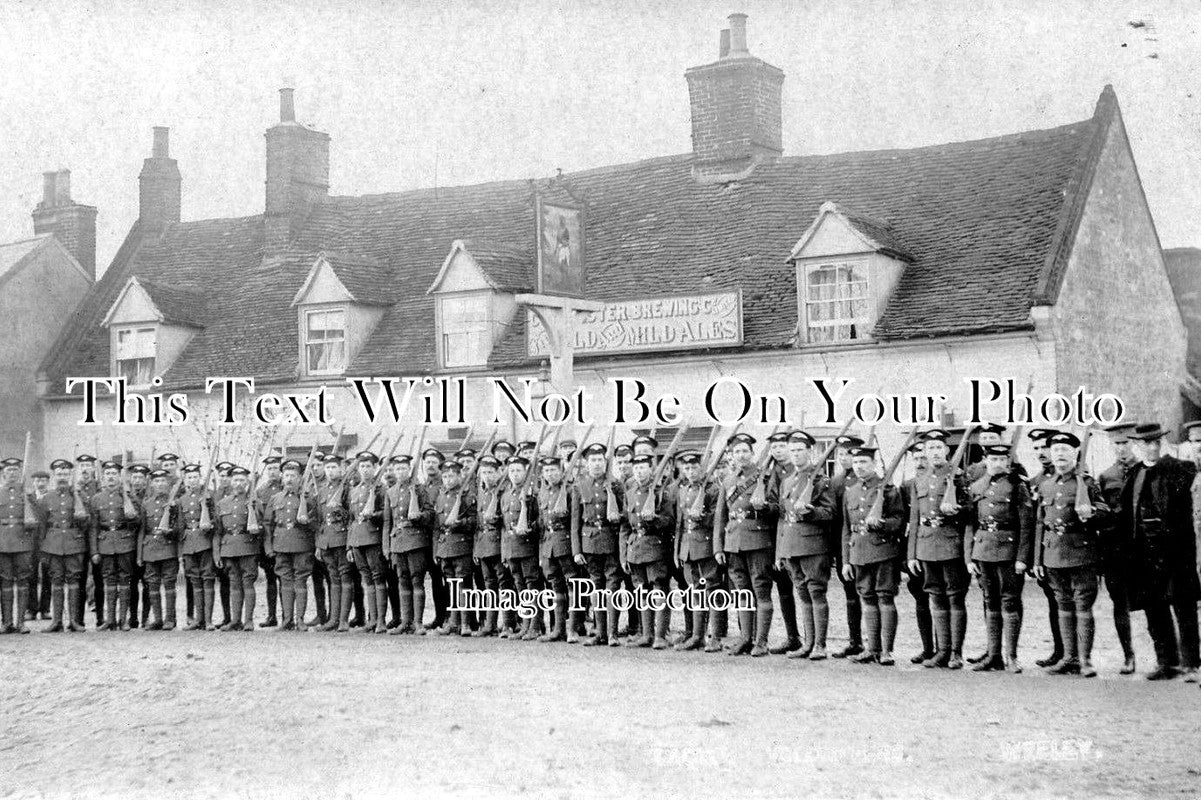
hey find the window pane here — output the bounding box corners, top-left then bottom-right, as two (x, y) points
(804, 263), (869, 343)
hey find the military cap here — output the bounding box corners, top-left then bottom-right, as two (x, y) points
(787, 430), (816, 446)
(1027, 428), (1055, 441)
(907, 438), (926, 453)
(631, 454), (655, 465)
(281, 459), (303, 472)
(101, 460), (123, 471)
(30, 470), (49, 479)
(558, 439), (577, 449)
(921, 429), (951, 442)
(505, 455), (530, 467)
(181, 464), (202, 474)
(982, 444), (1012, 457)
(261, 455), (282, 466)
(149, 469), (169, 480)
(440, 460), (463, 472)
(477, 455), (501, 468)
(581, 443), (607, 457)
(614, 444), (633, 457)
(1127, 423), (1167, 442)
(675, 450), (702, 465)
(768, 431), (792, 443)
(49, 459), (73, 470)
(632, 435), (659, 449)
(977, 423), (1007, 435)
(388, 454), (413, 465)
(158, 453), (181, 463)
(1182, 421), (1201, 432)
(539, 456), (562, 468)
(323, 453), (343, 464)
(229, 466), (251, 477)
(215, 461), (235, 473)
(129, 465), (151, 476)
(492, 440), (515, 456)
(421, 448), (446, 462)
(727, 433), (757, 447)
(848, 446), (878, 458)
(835, 435), (864, 447)
(356, 451), (380, 464)
(454, 448), (477, 459)
(0, 458), (22, 468)
(75, 454), (97, 464)
(516, 440), (537, 451)
(1046, 432), (1081, 448)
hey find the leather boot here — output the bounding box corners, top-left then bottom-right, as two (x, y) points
(566, 608), (582, 644)
(790, 601), (815, 659)
(0, 585), (13, 633)
(473, 609), (498, 638)
(436, 608), (461, 636)
(336, 585), (351, 632)
(1003, 610), (1022, 672)
(912, 598), (934, 663)
(878, 601), (898, 665)
(1047, 611), (1080, 674)
(242, 582), (256, 630)
(97, 585), (117, 631)
(1078, 611), (1096, 677)
(413, 586), (428, 634)
(295, 582), (310, 632)
(66, 585), (84, 631)
(1036, 589), (1063, 667)
(13, 585), (29, 634)
(539, 595), (568, 642)
(163, 589), (177, 630)
(703, 607), (723, 652)
(652, 607), (671, 650)
(374, 587), (389, 634)
(851, 603), (880, 663)
(147, 590), (163, 630)
(833, 595), (863, 657)
(726, 610), (754, 655)
(809, 598), (830, 660)
(117, 587), (131, 631)
(948, 606), (967, 669)
(500, 609), (517, 638)
(320, 577), (341, 632)
(769, 597), (801, 654)
(584, 605), (609, 646)
(263, 572), (278, 627)
(280, 583), (296, 630)
(626, 609), (654, 647)
(202, 582), (216, 631)
(47, 585), (64, 632)
(676, 610), (706, 651)
(224, 581), (243, 631)
(393, 587), (413, 634)
(972, 611), (1004, 671)
(311, 577), (328, 627)
(750, 605), (773, 657)
(1115, 603), (1136, 674)
(923, 609), (951, 668)
(184, 581), (203, 630)
(606, 609), (622, 647)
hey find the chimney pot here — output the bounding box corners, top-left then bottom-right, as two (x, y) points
(728, 12), (748, 54)
(279, 88), (295, 122)
(152, 126), (170, 158)
(719, 29), (730, 58)
(54, 170), (71, 204)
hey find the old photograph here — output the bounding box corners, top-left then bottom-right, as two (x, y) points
(1, 1), (1200, 798)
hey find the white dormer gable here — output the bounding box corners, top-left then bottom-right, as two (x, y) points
(790, 201), (902, 260)
(291, 254), (355, 307)
(101, 276), (200, 387)
(102, 277), (163, 327)
(427, 240), (497, 294)
(427, 240), (519, 370)
(290, 253), (387, 379)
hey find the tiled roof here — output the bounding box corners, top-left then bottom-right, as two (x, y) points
(1163, 247), (1201, 377)
(317, 252), (402, 305)
(136, 278), (208, 327)
(42, 87), (1118, 392)
(460, 240), (534, 291)
(0, 235), (49, 283)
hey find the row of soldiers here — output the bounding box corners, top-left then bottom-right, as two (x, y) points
(0, 422), (1197, 683)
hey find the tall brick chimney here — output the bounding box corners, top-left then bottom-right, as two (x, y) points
(31, 169), (97, 278)
(264, 88), (329, 253)
(685, 13), (785, 180)
(138, 126), (181, 226)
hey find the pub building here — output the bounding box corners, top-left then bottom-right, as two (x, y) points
(37, 13), (1189, 469)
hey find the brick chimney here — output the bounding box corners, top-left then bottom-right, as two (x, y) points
(138, 126), (181, 226)
(264, 88), (329, 253)
(31, 169), (97, 278)
(685, 13), (785, 180)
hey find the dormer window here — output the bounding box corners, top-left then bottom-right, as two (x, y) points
(439, 293), (492, 368)
(114, 326), (156, 386)
(802, 261), (870, 343)
(304, 308), (347, 374)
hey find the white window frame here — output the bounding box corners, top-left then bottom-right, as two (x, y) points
(797, 259), (872, 345)
(112, 325), (157, 388)
(437, 292), (493, 369)
(302, 305), (348, 376)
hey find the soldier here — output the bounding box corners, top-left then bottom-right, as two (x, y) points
(965, 444), (1034, 672)
(501, 455), (542, 640)
(26, 469), (51, 622)
(829, 434), (866, 658)
(715, 433), (779, 656)
(472, 454), (505, 637)
(214, 466), (260, 631)
(315, 454), (352, 632)
(672, 450), (722, 652)
(907, 429), (970, 669)
(840, 445), (907, 665)
(138, 469), (181, 630)
(420, 447), (451, 631)
(256, 455), (283, 627)
(623, 453), (675, 649)
(1033, 431), (1108, 677)
(1119, 423), (1199, 681)
(74, 453), (103, 627)
(264, 460), (318, 631)
(126, 464), (151, 628)
(537, 456), (578, 643)
(1027, 428), (1065, 667)
(347, 452), (388, 634)
(766, 430), (804, 654)
(0, 458), (36, 634)
(776, 430), (837, 660)
(964, 422), (1005, 666)
(901, 439), (934, 663)
(39, 459), (90, 632)
(613, 442), (640, 639)
(303, 453), (331, 629)
(433, 460), (476, 636)
(177, 464), (218, 630)
(572, 443), (625, 647)
(384, 453), (435, 634)
(1098, 423), (1139, 674)
(88, 461), (139, 631)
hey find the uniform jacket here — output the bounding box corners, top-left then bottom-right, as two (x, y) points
(1099, 460), (1132, 562)
(500, 482), (539, 561)
(622, 476), (675, 565)
(38, 486), (90, 556)
(1118, 455), (1199, 609)
(383, 479), (434, 555)
(346, 481), (385, 548)
(89, 487), (139, 556)
(215, 492), (261, 558)
(674, 477), (720, 562)
(907, 463), (968, 562)
(0, 483), (37, 554)
(775, 467), (835, 559)
(841, 474), (906, 566)
(965, 472), (1034, 565)
(570, 472), (624, 557)
(314, 480), (349, 550)
(264, 488), (317, 554)
(474, 481), (504, 559)
(538, 481), (573, 561)
(177, 487), (216, 556)
(715, 465), (778, 554)
(138, 492), (181, 562)
(434, 484), (476, 559)
(1033, 468), (1108, 569)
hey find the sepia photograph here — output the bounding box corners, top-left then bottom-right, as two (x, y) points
(1, 1), (1200, 798)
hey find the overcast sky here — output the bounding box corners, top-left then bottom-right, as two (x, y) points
(1, 0), (1199, 272)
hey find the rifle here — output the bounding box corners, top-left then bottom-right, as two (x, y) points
(603, 425), (621, 522)
(408, 428), (428, 518)
(360, 434), (404, 522)
(22, 431), (38, 525)
(939, 424), (976, 514)
(515, 424), (551, 535)
(864, 428), (920, 527)
(1074, 427), (1094, 516)
(687, 425), (728, 520)
(468, 427), (498, 486)
(245, 427), (271, 534)
(791, 417), (855, 509)
(295, 440), (321, 526)
(747, 424), (781, 508)
(641, 422), (689, 516)
(552, 422), (595, 516)
(361, 429), (384, 456)
(71, 439), (88, 519)
(197, 442), (220, 531)
(442, 424), (480, 526)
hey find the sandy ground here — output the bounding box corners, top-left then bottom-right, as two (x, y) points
(2, 580), (1199, 800)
